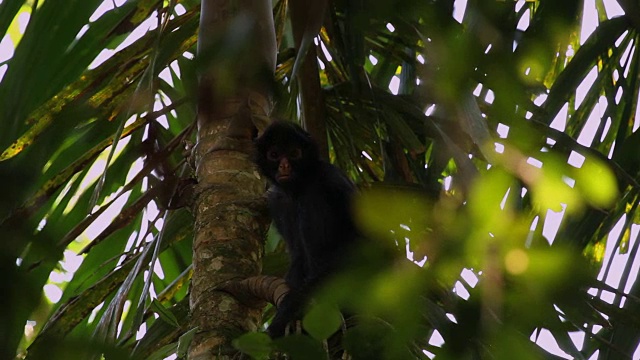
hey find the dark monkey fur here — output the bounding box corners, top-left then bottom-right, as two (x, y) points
(253, 121), (358, 338)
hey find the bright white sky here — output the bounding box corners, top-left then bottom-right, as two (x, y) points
(2, 0), (638, 358)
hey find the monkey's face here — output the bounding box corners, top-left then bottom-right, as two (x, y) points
(253, 121), (320, 190)
(266, 146), (303, 184)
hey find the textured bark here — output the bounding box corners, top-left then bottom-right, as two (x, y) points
(189, 1), (276, 358)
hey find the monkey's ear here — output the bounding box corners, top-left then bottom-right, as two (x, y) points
(252, 114), (272, 138)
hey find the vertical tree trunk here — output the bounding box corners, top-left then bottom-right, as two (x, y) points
(189, 1), (276, 358)
(289, 0), (329, 159)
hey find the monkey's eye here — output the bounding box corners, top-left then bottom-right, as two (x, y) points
(289, 148), (302, 160)
(267, 149), (280, 161)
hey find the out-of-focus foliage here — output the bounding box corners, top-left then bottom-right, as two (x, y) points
(0, 0), (639, 359)
(0, 0), (198, 358)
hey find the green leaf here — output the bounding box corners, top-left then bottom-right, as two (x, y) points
(573, 157), (618, 208)
(146, 343), (178, 360)
(302, 302), (343, 340)
(233, 332), (273, 360)
(273, 334), (326, 360)
(541, 17), (629, 122)
(150, 299), (180, 328)
(177, 327), (198, 358)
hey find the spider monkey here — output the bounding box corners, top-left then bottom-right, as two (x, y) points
(253, 121), (358, 338)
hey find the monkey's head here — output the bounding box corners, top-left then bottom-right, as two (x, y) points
(254, 121), (320, 189)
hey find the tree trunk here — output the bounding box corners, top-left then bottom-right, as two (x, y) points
(189, 0), (276, 358)
(289, 0), (329, 159)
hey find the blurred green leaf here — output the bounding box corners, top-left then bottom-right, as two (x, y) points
(303, 302), (343, 341)
(233, 332), (273, 360)
(273, 334), (326, 360)
(573, 157), (618, 207)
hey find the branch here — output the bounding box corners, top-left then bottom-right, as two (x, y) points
(221, 275), (289, 308)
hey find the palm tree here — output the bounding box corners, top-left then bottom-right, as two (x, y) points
(187, 0), (275, 357)
(0, 0), (639, 359)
